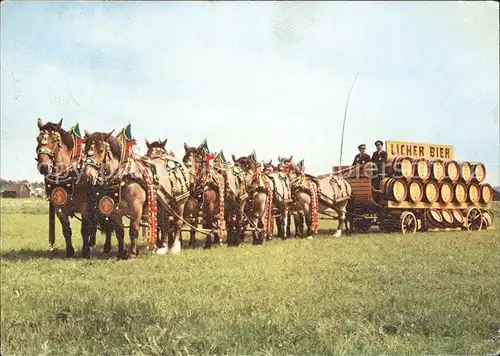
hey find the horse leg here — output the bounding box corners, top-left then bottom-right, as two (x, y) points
(334, 209), (346, 238)
(129, 208), (141, 258)
(80, 217), (93, 259)
(57, 212), (75, 257)
(171, 202), (185, 254)
(115, 222), (126, 260)
(156, 207), (169, 255)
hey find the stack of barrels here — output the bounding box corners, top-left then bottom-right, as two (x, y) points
(377, 156), (494, 207)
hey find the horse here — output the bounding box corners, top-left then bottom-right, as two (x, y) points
(262, 159), (293, 239)
(81, 130), (148, 258)
(213, 151), (248, 247)
(35, 118), (101, 257)
(277, 157), (352, 238)
(143, 138), (190, 254)
(232, 152), (273, 245)
(182, 140), (226, 249)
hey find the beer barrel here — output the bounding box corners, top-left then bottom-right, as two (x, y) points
(389, 156), (414, 180)
(379, 177), (408, 203)
(441, 209), (455, 226)
(407, 179), (424, 204)
(471, 162), (486, 183)
(445, 160), (460, 182)
(426, 209), (443, 228)
(429, 159), (445, 182)
(480, 183), (494, 204)
(424, 180), (439, 203)
(467, 182), (480, 204)
(453, 181), (468, 204)
(438, 181), (454, 204)
(414, 158), (431, 181)
(481, 210), (493, 229)
(452, 209), (465, 227)
(459, 161), (472, 183)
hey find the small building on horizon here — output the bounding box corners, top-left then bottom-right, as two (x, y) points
(1, 183), (31, 198)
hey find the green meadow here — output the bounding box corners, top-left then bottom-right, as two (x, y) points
(1, 198), (499, 355)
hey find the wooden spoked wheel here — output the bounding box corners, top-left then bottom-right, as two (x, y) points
(400, 211), (417, 234)
(465, 207), (483, 231)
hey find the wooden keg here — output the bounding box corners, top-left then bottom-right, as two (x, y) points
(481, 210), (493, 229)
(459, 161), (472, 183)
(429, 159), (445, 182)
(480, 183), (494, 204)
(452, 209), (465, 227)
(441, 209), (455, 226)
(467, 182), (480, 204)
(453, 181), (468, 204)
(407, 179), (424, 204)
(379, 177), (408, 203)
(438, 181), (454, 204)
(445, 160), (460, 182)
(471, 162), (486, 183)
(424, 180), (439, 203)
(388, 156), (415, 180)
(414, 158), (431, 181)
(426, 209), (443, 227)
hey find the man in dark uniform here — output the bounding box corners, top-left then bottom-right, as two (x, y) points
(371, 140), (388, 187)
(352, 144), (371, 165)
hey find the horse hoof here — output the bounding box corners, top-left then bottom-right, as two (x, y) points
(156, 247), (169, 255)
(306, 235), (314, 240)
(49, 244), (55, 252)
(66, 248), (75, 258)
(171, 241), (181, 254)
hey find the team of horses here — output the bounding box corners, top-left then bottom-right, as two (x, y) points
(35, 119), (352, 259)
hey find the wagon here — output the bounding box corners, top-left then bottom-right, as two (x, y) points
(333, 140), (494, 234)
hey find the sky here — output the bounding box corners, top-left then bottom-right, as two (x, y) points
(1, 1), (499, 185)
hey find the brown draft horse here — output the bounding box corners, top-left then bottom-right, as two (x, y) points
(262, 159), (293, 239)
(278, 157), (352, 238)
(232, 152), (273, 245)
(182, 140), (225, 249)
(143, 138), (190, 254)
(213, 151), (248, 247)
(35, 118), (101, 257)
(81, 130), (148, 258)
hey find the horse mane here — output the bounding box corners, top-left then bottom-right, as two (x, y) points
(40, 122), (74, 151)
(150, 141), (166, 149)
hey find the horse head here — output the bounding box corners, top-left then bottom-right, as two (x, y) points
(183, 139), (212, 176)
(233, 152), (262, 188)
(82, 130), (119, 186)
(276, 155), (294, 173)
(145, 138), (168, 158)
(36, 118), (75, 176)
(262, 159), (276, 174)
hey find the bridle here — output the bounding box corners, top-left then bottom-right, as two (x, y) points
(84, 140), (112, 172)
(36, 130), (62, 166)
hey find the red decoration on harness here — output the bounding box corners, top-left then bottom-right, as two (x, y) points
(262, 175), (274, 236)
(307, 179), (319, 233)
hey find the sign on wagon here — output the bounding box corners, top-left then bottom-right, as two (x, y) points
(386, 140), (454, 160)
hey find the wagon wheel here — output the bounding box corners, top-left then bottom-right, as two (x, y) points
(465, 207), (483, 231)
(399, 211), (417, 234)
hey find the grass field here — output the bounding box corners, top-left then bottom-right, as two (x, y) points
(1, 197), (499, 355)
